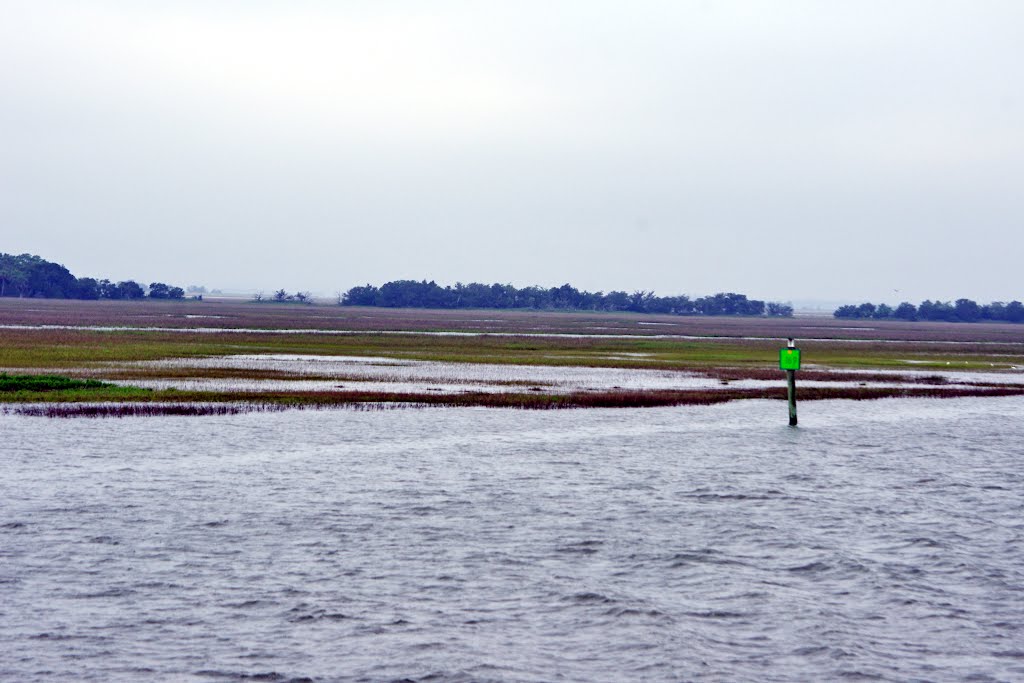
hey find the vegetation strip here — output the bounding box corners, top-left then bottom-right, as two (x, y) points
(3, 327), (1022, 372)
(0, 373), (117, 392)
(338, 280), (794, 316)
(0, 252), (187, 300)
(836, 299), (1024, 323)
(4, 384), (1024, 417)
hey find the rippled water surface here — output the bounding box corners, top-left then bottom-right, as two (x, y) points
(3, 398), (1024, 682)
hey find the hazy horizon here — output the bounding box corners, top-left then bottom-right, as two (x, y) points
(3, 1), (1022, 303)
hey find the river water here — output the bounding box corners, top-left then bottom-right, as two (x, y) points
(2, 397), (1023, 682)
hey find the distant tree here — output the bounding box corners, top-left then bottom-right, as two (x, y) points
(148, 282), (171, 299)
(274, 289), (289, 302)
(518, 286), (535, 309)
(918, 300), (956, 321)
(694, 292), (764, 316)
(645, 294), (675, 314)
(472, 282), (500, 308)
(333, 278), (1023, 323)
(253, 291), (264, 302)
(836, 298), (1022, 324)
(0, 252), (181, 301)
(696, 293), (725, 315)
(668, 295), (696, 315)
(983, 301), (1006, 321)
(375, 281), (405, 307)
(0, 253), (78, 298)
(746, 298), (767, 316)
(29, 258), (77, 298)
(546, 283), (582, 310)
(340, 281), (797, 317)
(0, 254), (27, 297)
(603, 290), (630, 311)
(295, 291), (312, 304)
(834, 305), (859, 319)
(894, 302), (917, 321)
(628, 290), (654, 313)
(119, 280), (145, 300)
(98, 279), (120, 299)
(75, 277), (101, 300)
(375, 280), (450, 308)
(578, 290), (605, 311)
(916, 300), (936, 320)
(954, 298), (981, 322)
(856, 302), (877, 318)
(1005, 301), (1024, 323)
(489, 283), (514, 309)
(341, 285), (379, 306)
(168, 286), (185, 300)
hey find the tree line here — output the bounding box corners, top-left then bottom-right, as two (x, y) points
(340, 280), (794, 316)
(0, 253), (185, 301)
(253, 289), (313, 304)
(834, 299), (1024, 323)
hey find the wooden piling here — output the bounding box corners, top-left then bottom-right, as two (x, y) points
(780, 338), (800, 427)
(787, 369), (797, 426)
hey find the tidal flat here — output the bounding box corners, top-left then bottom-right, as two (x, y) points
(2, 298), (1024, 415)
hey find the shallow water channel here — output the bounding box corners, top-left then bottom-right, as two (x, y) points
(2, 397), (1023, 682)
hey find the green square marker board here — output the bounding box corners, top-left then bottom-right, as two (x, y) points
(780, 347), (801, 370)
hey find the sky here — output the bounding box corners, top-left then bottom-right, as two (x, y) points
(1, 1), (1022, 304)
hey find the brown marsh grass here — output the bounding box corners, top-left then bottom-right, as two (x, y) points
(6, 383), (1024, 417)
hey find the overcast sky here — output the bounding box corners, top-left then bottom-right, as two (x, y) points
(2, 1), (1021, 304)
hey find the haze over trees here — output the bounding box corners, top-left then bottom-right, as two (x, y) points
(340, 280), (794, 317)
(835, 299), (1024, 323)
(0, 253), (184, 301)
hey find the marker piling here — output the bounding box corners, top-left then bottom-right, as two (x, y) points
(779, 338), (801, 427)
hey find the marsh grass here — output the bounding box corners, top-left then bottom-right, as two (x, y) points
(0, 372), (153, 403)
(3, 299), (1024, 415)
(6, 384), (1024, 417)
(0, 373), (113, 392)
(698, 368), (953, 384)
(4, 327), (1021, 373)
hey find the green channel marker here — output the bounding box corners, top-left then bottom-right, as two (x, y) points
(781, 339), (800, 426)
(779, 346), (801, 371)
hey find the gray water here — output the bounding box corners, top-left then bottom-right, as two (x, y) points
(2, 398), (1023, 682)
